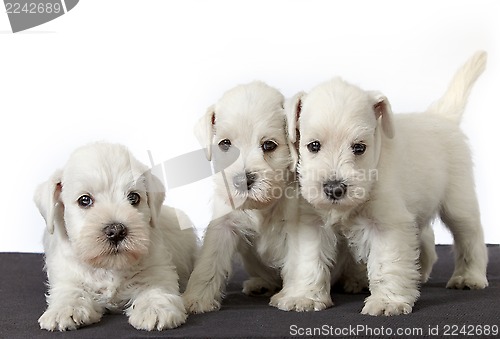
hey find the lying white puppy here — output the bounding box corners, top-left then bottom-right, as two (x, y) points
(285, 51), (489, 316)
(34, 142), (197, 331)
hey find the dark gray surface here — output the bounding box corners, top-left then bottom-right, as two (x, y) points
(1, 245), (499, 338)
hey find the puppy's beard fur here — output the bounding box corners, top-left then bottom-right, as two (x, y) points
(298, 164), (377, 212)
(215, 169), (286, 211)
(72, 205), (151, 270)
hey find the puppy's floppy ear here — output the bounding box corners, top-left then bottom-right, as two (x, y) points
(370, 91), (395, 139)
(144, 171), (165, 228)
(194, 105), (216, 161)
(284, 92), (306, 171)
(34, 169), (64, 235)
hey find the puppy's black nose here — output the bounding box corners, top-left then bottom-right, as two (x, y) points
(233, 172), (257, 191)
(323, 180), (347, 200)
(104, 223), (127, 244)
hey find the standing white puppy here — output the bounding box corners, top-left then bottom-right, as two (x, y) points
(35, 142), (197, 331)
(286, 51), (489, 316)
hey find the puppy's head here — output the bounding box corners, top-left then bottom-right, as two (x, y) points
(195, 81), (295, 210)
(286, 78), (394, 211)
(34, 142), (165, 269)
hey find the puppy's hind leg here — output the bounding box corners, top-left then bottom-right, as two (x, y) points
(238, 241), (281, 297)
(419, 223), (437, 283)
(440, 176), (488, 289)
(339, 254), (368, 294)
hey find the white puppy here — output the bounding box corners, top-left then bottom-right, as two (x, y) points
(34, 142), (197, 331)
(183, 81), (292, 313)
(285, 51), (489, 316)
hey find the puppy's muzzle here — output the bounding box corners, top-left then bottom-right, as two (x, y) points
(323, 180), (347, 201)
(103, 223), (128, 245)
(233, 172), (257, 192)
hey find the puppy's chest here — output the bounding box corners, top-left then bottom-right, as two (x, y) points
(255, 216), (287, 267)
(84, 270), (136, 311)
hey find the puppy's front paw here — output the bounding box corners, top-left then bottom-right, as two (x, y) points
(128, 294), (187, 331)
(361, 296), (412, 316)
(39, 304), (102, 331)
(242, 277), (280, 296)
(269, 290), (333, 312)
(182, 291), (221, 314)
(446, 273), (488, 290)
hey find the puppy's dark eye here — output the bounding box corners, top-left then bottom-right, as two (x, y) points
(352, 143), (366, 155)
(127, 192), (140, 206)
(218, 139), (231, 152)
(307, 141), (321, 153)
(77, 194), (93, 208)
(262, 140), (278, 153)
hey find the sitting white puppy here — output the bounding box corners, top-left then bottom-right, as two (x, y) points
(285, 51), (489, 316)
(182, 81), (292, 313)
(34, 142), (197, 331)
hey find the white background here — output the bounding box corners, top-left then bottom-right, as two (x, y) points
(0, 0), (498, 253)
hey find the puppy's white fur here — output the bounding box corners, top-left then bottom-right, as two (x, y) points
(35, 142), (197, 331)
(286, 51), (489, 316)
(184, 81), (364, 314)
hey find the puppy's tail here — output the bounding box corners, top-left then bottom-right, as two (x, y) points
(427, 50), (487, 124)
